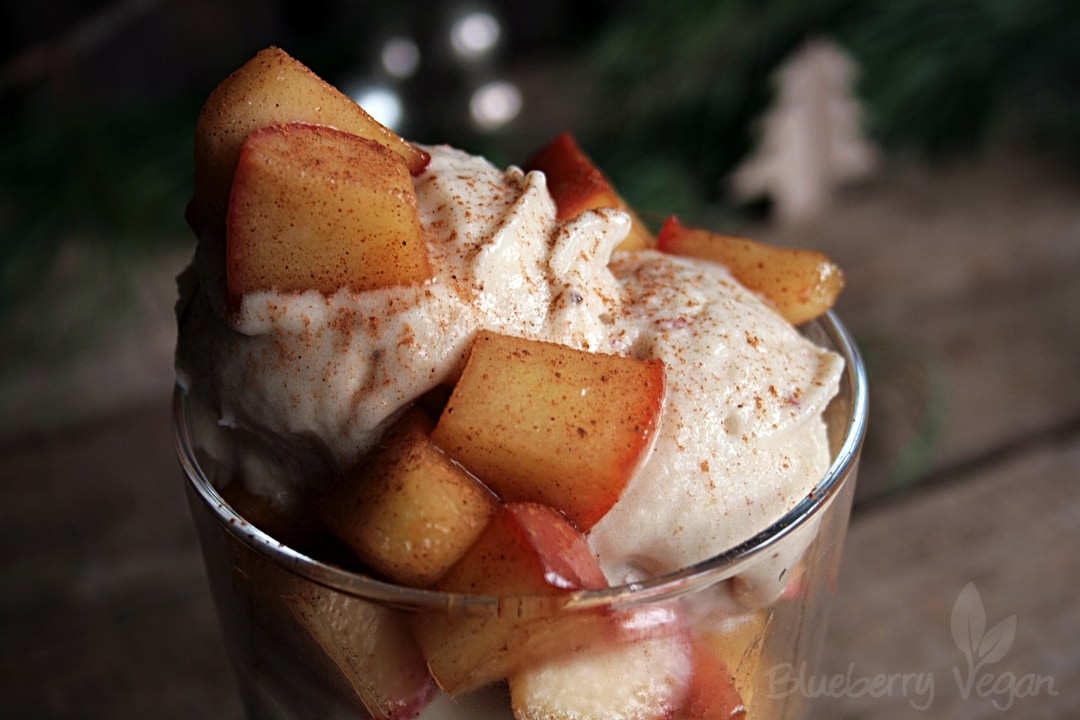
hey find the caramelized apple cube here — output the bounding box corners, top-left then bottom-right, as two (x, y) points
(430, 331), (665, 530)
(225, 122), (430, 305)
(190, 46), (429, 232)
(413, 502), (614, 695)
(288, 584), (437, 719)
(679, 634), (748, 720)
(656, 216), (844, 325)
(434, 501), (606, 594)
(525, 132), (654, 251)
(510, 619), (693, 720)
(320, 409), (499, 588)
(694, 609), (767, 713)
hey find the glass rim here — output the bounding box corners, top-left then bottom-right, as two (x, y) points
(174, 310), (868, 611)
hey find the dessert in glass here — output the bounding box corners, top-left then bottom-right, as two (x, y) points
(174, 47), (868, 720)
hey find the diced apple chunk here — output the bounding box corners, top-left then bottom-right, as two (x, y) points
(679, 635), (748, 720)
(434, 501), (607, 594)
(413, 502), (614, 695)
(510, 620), (693, 720)
(190, 46), (429, 232)
(287, 583), (437, 719)
(320, 409), (499, 588)
(225, 122), (431, 306)
(525, 132), (654, 251)
(656, 216), (844, 325)
(694, 608), (768, 714)
(430, 331), (665, 530)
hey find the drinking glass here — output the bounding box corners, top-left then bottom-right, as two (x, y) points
(174, 311), (868, 720)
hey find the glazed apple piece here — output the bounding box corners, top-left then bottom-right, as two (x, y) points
(510, 624), (693, 720)
(287, 583), (437, 719)
(430, 331), (665, 530)
(413, 502), (615, 695)
(656, 216), (844, 325)
(431, 501), (606, 599)
(678, 635), (748, 720)
(190, 46), (429, 232)
(695, 608), (768, 713)
(225, 122), (431, 306)
(525, 132), (654, 251)
(320, 408), (499, 588)
(510, 602), (748, 720)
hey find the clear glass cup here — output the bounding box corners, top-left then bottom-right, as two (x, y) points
(174, 311), (868, 720)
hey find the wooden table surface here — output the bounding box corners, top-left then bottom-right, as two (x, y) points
(3, 152), (1078, 718)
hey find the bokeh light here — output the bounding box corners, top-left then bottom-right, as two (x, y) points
(381, 36), (421, 79)
(450, 10), (501, 60)
(350, 86), (404, 130)
(469, 80), (522, 130)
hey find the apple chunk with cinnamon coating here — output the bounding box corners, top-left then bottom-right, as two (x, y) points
(525, 132), (653, 251)
(190, 45), (429, 233)
(225, 122), (431, 307)
(413, 502), (615, 695)
(656, 216), (844, 325)
(431, 331), (665, 530)
(320, 408), (499, 588)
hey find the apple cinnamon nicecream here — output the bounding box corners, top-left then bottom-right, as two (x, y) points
(175, 46), (849, 720)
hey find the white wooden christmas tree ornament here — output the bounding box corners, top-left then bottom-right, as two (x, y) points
(731, 37), (879, 226)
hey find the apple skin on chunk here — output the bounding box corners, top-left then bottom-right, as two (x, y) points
(525, 132), (654, 251)
(678, 635), (748, 720)
(190, 46), (429, 233)
(225, 122), (431, 306)
(656, 216), (844, 325)
(693, 609), (767, 714)
(413, 502), (615, 695)
(319, 409), (499, 589)
(430, 331), (665, 531)
(433, 501), (607, 595)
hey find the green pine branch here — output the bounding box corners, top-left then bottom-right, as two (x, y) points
(0, 95), (197, 317)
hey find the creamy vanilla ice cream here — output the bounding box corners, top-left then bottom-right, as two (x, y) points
(176, 143), (842, 594)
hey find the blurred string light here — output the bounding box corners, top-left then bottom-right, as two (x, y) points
(449, 7), (501, 61)
(343, 35), (423, 132)
(350, 85), (404, 131)
(470, 80), (522, 130)
(346, 4), (518, 135)
(381, 36), (421, 79)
